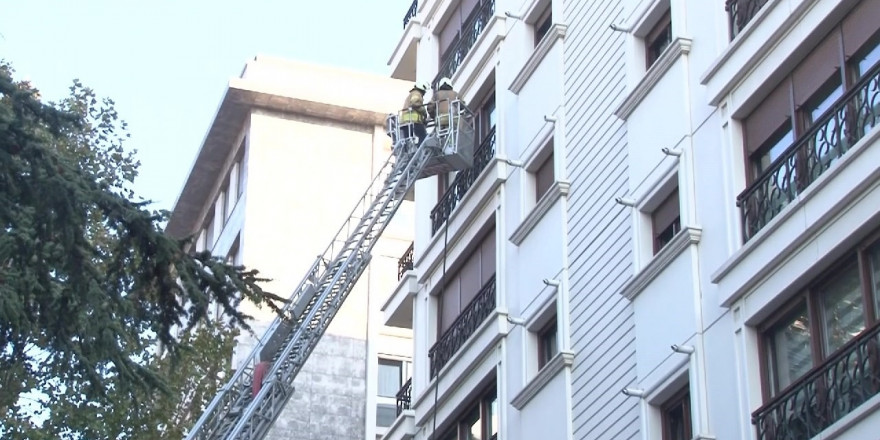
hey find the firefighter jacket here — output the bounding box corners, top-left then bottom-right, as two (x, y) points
(431, 88), (461, 127)
(400, 90), (427, 124)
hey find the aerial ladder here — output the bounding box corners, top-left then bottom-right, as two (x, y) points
(185, 100), (475, 440)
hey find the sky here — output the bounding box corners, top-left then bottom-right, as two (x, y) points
(1, 0), (413, 211)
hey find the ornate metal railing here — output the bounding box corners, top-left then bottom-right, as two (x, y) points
(433, 0), (495, 86)
(737, 62), (880, 241)
(428, 275), (496, 377)
(396, 378), (412, 415)
(403, 0), (418, 29)
(430, 128), (497, 233)
(398, 242), (414, 280)
(726, 0), (769, 39)
(752, 322), (880, 440)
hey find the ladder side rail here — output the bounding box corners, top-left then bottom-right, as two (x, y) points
(231, 255), (373, 440)
(226, 138), (429, 439)
(185, 257), (324, 440)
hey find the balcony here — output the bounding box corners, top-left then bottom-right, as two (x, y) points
(402, 0), (417, 29)
(430, 128), (497, 234)
(433, 0), (495, 87)
(398, 242), (414, 280)
(428, 275), (496, 377)
(752, 322), (880, 440)
(737, 63), (880, 241)
(396, 378), (412, 415)
(726, 0), (769, 40)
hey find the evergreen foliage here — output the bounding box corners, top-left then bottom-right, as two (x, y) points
(0, 62), (283, 438)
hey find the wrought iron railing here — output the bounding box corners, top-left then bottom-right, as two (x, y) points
(726, 0), (769, 39)
(398, 242), (414, 280)
(428, 275), (496, 377)
(403, 0), (417, 29)
(430, 128), (497, 233)
(752, 321), (880, 440)
(737, 62), (880, 241)
(433, 0), (495, 86)
(396, 378), (412, 415)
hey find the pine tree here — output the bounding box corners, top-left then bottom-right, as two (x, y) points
(0, 61), (283, 437)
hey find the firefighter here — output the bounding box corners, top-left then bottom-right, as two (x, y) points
(399, 82), (429, 146)
(430, 77), (461, 132)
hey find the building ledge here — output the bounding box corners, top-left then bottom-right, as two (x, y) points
(510, 351), (573, 410)
(382, 271), (418, 328)
(509, 24), (567, 94)
(615, 37), (692, 120)
(621, 226), (702, 301)
(380, 409), (416, 440)
(510, 181), (569, 245)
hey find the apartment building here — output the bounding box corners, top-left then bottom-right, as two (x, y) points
(382, 0), (880, 440)
(165, 56), (417, 440)
(382, 0), (575, 439)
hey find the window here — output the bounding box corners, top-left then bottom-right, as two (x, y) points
(534, 5), (552, 46)
(645, 8), (672, 68)
(377, 359), (403, 397)
(537, 319), (558, 369)
(236, 139), (246, 198)
(652, 188), (681, 254)
(661, 386), (692, 440)
(476, 93), (497, 141)
(743, 2), (880, 185)
(439, 384), (498, 440)
(761, 236), (880, 397)
(205, 210), (216, 250)
(534, 144), (555, 202)
(439, 227), (496, 333)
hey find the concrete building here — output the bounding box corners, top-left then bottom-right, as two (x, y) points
(382, 0), (880, 440)
(166, 55), (418, 440)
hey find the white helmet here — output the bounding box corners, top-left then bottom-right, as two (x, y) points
(438, 77), (453, 90)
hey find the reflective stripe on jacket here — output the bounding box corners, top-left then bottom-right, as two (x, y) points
(400, 90), (426, 123)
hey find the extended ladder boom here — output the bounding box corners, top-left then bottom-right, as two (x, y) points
(185, 101), (474, 440)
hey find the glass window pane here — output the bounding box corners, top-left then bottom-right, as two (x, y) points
(489, 394), (498, 437)
(870, 243), (880, 318)
(463, 406), (481, 440)
(376, 404), (397, 427)
(857, 42), (880, 78)
(818, 261), (865, 355)
(767, 302), (813, 395)
(378, 360), (402, 397)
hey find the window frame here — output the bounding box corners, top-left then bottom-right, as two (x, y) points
(645, 8), (672, 69)
(533, 4), (553, 47)
(660, 385), (693, 440)
(439, 383), (498, 440)
(651, 188), (681, 254)
(537, 318), (558, 370)
(758, 231), (880, 400)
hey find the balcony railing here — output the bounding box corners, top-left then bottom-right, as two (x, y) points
(403, 0), (417, 29)
(430, 128), (497, 234)
(752, 321), (880, 440)
(396, 377), (412, 415)
(737, 62), (880, 241)
(428, 275), (496, 378)
(398, 242), (414, 280)
(726, 0), (769, 39)
(433, 0), (495, 86)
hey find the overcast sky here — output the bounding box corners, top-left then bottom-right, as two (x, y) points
(1, 0), (412, 211)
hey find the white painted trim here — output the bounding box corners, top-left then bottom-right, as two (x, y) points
(510, 181), (570, 245)
(510, 351), (574, 410)
(615, 37), (692, 120)
(509, 24), (567, 94)
(621, 226), (702, 300)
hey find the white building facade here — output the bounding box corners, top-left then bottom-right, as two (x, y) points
(166, 56), (417, 440)
(382, 0), (880, 440)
